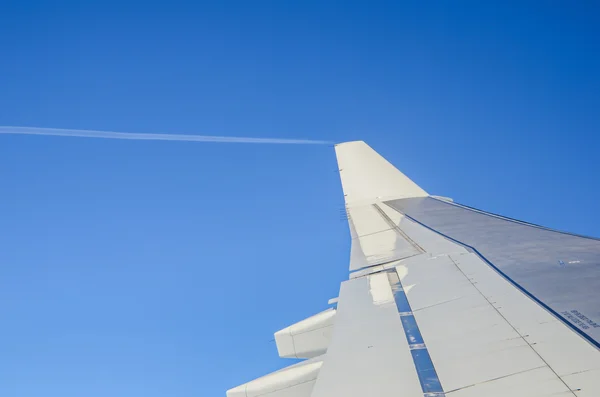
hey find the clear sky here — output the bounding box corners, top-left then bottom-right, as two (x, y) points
(1, 1), (599, 396)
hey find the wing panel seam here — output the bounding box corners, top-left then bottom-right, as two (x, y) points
(445, 255), (577, 396)
(373, 203), (426, 254)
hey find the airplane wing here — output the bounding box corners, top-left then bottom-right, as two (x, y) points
(227, 141), (600, 397)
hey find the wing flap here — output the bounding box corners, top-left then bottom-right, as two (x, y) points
(310, 273), (424, 397)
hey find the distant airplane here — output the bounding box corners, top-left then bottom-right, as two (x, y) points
(228, 141), (600, 397)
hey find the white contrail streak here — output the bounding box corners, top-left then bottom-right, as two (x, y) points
(0, 126), (332, 145)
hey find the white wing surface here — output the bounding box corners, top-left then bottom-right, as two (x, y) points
(228, 141), (600, 397)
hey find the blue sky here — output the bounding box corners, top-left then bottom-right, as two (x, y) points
(1, 1), (599, 396)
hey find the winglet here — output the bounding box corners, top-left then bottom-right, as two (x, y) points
(335, 141), (427, 206)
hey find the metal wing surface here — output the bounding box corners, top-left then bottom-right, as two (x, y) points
(227, 141), (600, 397)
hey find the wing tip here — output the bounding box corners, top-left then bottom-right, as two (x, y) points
(334, 140), (366, 147)
(335, 140), (427, 205)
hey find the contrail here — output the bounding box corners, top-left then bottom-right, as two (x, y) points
(0, 126), (332, 145)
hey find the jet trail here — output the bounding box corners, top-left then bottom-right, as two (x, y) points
(0, 127), (332, 145)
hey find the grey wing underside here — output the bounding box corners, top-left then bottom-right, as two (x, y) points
(228, 141), (600, 397)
